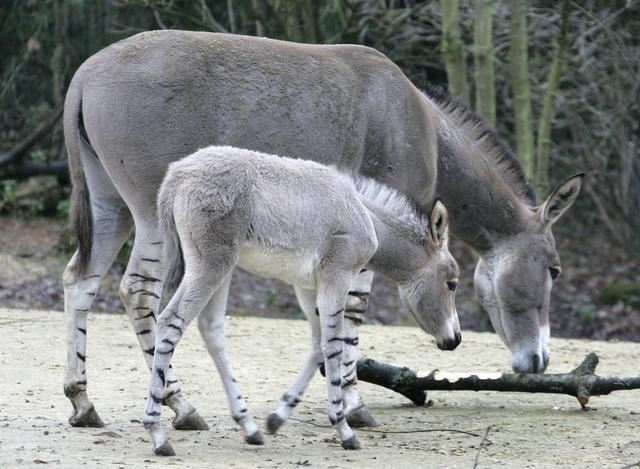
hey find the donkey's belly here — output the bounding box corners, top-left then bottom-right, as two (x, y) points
(237, 244), (318, 289)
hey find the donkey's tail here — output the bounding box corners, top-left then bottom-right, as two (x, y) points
(158, 172), (185, 303)
(63, 80), (93, 276)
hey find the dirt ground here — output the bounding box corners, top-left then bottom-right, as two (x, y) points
(1, 309), (639, 468)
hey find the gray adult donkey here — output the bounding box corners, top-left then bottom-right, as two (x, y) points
(62, 30), (583, 430)
(143, 145), (459, 454)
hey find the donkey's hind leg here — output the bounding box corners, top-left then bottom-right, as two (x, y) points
(63, 197), (133, 427)
(342, 269), (377, 427)
(198, 275), (264, 445)
(266, 286), (322, 434)
(120, 219), (207, 431)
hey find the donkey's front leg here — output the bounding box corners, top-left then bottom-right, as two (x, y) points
(342, 269), (377, 427)
(317, 276), (360, 450)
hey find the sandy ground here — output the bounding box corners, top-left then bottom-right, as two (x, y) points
(1, 308), (639, 469)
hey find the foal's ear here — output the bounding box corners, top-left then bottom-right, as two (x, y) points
(540, 173), (585, 226)
(429, 198), (449, 249)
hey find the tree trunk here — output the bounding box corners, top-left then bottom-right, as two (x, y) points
(535, 0), (572, 196)
(508, 0), (535, 180)
(473, 0), (496, 127)
(441, 0), (469, 103)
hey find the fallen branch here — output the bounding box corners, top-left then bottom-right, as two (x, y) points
(0, 104), (63, 166)
(356, 353), (640, 408)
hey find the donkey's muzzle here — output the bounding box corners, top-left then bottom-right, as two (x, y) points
(437, 331), (461, 351)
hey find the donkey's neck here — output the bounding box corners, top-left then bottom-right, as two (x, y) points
(433, 116), (531, 252)
(360, 201), (427, 284)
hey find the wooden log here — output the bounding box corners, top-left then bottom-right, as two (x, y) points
(356, 353), (640, 408)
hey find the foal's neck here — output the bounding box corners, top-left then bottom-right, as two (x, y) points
(360, 201), (427, 285)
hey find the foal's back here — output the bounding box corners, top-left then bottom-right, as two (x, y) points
(160, 146), (377, 286)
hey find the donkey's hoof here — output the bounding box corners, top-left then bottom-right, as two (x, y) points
(172, 410), (209, 431)
(341, 435), (361, 450)
(346, 406), (378, 428)
(245, 430), (265, 445)
(266, 413), (285, 434)
(69, 405), (105, 428)
(153, 441), (176, 456)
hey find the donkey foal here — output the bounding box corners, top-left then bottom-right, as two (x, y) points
(143, 146), (460, 455)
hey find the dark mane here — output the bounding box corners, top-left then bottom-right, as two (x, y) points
(423, 85), (538, 205)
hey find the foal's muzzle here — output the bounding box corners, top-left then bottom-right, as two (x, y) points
(437, 331), (461, 351)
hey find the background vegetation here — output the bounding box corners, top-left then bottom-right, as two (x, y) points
(0, 0), (638, 337)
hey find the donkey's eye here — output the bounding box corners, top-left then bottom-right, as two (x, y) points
(549, 266), (561, 281)
(447, 280), (458, 291)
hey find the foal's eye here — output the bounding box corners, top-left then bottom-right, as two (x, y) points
(549, 266), (561, 281)
(447, 280), (458, 292)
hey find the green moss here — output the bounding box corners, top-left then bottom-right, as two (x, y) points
(599, 282), (640, 308)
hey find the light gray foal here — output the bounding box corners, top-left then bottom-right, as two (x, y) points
(143, 146), (460, 455)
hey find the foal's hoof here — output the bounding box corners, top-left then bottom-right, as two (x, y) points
(266, 413), (285, 434)
(245, 430), (265, 445)
(172, 410), (209, 431)
(341, 435), (361, 450)
(346, 406), (378, 428)
(69, 405), (105, 428)
(153, 441), (176, 456)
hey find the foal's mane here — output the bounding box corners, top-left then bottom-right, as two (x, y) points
(353, 176), (427, 237)
(424, 85), (538, 205)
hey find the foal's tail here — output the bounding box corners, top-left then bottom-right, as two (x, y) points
(158, 172), (185, 304)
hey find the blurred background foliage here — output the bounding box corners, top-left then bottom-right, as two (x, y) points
(0, 0), (638, 337)
(1, 0), (638, 250)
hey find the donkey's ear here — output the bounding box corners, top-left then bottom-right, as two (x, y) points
(429, 198), (449, 249)
(540, 173), (585, 226)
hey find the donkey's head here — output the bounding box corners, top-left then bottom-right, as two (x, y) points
(398, 199), (461, 351)
(474, 174), (584, 373)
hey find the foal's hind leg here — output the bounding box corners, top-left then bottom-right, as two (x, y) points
(342, 270), (377, 427)
(144, 262), (234, 456)
(120, 219), (207, 431)
(63, 197), (133, 427)
(198, 275), (264, 445)
(267, 286), (322, 433)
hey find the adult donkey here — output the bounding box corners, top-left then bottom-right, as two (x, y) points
(62, 30), (583, 429)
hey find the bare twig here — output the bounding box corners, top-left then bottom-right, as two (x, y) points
(356, 353), (640, 408)
(472, 426), (492, 469)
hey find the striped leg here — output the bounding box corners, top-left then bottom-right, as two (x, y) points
(198, 275), (263, 445)
(317, 274), (360, 450)
(63, 197), (133, 427)
(343, 269), (377, 427)
(121, 221), (207, 431)
(266, 286), (322, 433)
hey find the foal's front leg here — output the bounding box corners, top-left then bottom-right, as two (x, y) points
(317, 275), (360, 450)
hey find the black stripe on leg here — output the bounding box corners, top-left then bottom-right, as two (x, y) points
(83, 274), (100, 280)
(150, 393), (163, 404)
(137, 329), (152, 335)
(330, 378), (341, 386)
(86, 292), (96, 296)
(141, 258), (160, 263)
(315, 307), (319, 317)
(359, 268), (368, 273)
(331, 398), (343, 405)
(129, 273), (161, 283)
(157, 348), (174, 355)
(74, 308), (89, 312)
(326, 350), (341, 360)
(343, 337), (359, 346)
(347, 291), (370, 300)
(131, 289), (160, 299)
(166, 379), (178, 385)
(146, 410), (160, 417)
(77, 327), (86, 335)
(345, 308), (365, 314)
(328, 337), (343, 342)
(156, 368), (165, 384)
(166, 324), (183, 334)
(144, 347), (155, 356)
(162, 338), (176, 347)
(343, 360), (355, 367)
(76, 352), (86, 362)
(329, 308), (345, 317)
